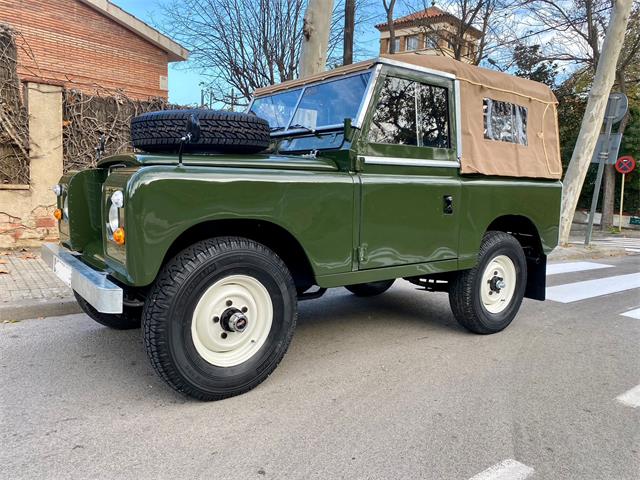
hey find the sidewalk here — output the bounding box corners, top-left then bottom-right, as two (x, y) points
(0, 249), (80, 322)
(1, 227), (637, 322)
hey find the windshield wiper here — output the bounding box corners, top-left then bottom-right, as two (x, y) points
(269, 126), (286, 133)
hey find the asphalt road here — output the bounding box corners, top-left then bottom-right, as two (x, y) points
(2, 255), (639, 480)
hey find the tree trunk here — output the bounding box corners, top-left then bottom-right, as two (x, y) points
(384, 0), (397, 54)
(299, 0), (335, 78)
(343, 0), (355, 65)
(559, 0), (633, 245)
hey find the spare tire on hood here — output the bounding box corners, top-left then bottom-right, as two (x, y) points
(130, 109), (270, 154)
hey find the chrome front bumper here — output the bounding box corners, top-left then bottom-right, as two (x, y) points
(41, 243), (123, 314)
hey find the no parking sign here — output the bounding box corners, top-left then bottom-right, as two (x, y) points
(614, 156), (636, 231)
(615, 156), (636, 174)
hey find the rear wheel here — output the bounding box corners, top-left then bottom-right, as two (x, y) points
(345, 279), (395, 297)
(142, 237), (297, 401)
(74, 292), (141, 330)
(449, 231), (527, 334)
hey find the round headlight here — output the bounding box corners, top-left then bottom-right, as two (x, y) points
(111, 190), (124, 208)
(52, 184), (63, 196)
(108, 203), (119, 232)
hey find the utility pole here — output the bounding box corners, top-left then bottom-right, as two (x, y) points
(558, 0), (633, 245)
(343, 0), (355, 65)
(299, 0), (335, 78)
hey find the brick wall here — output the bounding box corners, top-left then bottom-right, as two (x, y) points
(0, 0), (169, 100)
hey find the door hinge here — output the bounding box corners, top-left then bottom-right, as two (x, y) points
(355, 156), (365, 172)
(357, 244), (368, 263)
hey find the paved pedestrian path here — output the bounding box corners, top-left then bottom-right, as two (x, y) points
(0, 249), (78, 321)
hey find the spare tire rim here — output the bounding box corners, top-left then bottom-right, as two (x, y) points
(191, 274), (273, 367)
(480, 255), (517, 314)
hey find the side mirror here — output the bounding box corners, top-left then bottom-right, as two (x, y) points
(185, 113), (201, 143)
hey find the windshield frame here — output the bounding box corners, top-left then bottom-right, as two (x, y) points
(247, 66), (380, 137)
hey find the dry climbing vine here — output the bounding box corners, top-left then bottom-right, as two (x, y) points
(62, 89), (169, 172)
(0, 24), (29, 185)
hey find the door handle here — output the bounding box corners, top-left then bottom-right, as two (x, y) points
(443, 195), (454, 215)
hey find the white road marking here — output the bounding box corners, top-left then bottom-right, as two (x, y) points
(469, 459), (534, 480)
(546, 261), (613, 276)
(546, 273), (640, 303)
(616, 385), (640, 408)
(621, 308), (640, 319)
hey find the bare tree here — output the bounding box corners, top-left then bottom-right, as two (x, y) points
(519, 0), (640, 229)
(161, 0), (306, 106)
(559, 0), (633, 244)
(382, 0), (398, 53)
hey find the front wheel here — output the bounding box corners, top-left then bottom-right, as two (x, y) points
(142, 237), (297, 401)
(449, 231), (527, 334)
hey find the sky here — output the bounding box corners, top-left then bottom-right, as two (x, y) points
(109, 0), (413, 105)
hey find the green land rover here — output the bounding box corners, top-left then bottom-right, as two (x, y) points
(43, 53), (563, 401)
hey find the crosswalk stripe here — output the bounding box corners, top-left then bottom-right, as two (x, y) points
(469, 459), (534, 480)
(546, 261), (613, 276)
(617, 385), (640, 408)
(621, 308), (640, 319)
(546, 273), (640, 303)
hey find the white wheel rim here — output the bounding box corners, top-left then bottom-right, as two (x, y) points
(191, 274), (273, 367)
(480, 255), (517, 314)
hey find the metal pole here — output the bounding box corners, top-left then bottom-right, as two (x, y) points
(619, 173), (625, 232)
(585, 106), (616, 245)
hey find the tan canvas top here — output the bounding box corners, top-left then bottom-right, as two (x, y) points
(254, 53), (562, 180)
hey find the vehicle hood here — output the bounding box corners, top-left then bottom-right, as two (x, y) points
(97, 153), (338, 172)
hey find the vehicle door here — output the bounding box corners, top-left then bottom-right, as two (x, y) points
(356, 68), (461, 270)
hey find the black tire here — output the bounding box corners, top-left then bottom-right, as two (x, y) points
(130, 109), (270, 154)
(449, 231), (527, 334)
(345, 279), (395, 297)
(74, 291), (141, 330)
(142, 237), (297, 401)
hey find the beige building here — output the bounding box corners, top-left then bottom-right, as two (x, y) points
(375, 6), (482, 63)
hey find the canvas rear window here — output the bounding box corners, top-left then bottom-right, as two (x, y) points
(483, 98), (528, 146)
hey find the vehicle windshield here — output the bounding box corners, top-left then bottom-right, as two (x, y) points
(249, 72), (371, 133)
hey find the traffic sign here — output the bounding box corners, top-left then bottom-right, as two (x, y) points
(615, 156), (636, 174)
(590, 133), (623, 164)
(605, 93), (628, 123)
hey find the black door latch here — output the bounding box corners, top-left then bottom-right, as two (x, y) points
(443, 195), (454, 215)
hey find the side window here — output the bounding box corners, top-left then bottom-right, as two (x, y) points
(368, 77), (450, 149)
(418, 84), (450, 149)
(368, 77), (418, 146)
(483, 98), (528, 145)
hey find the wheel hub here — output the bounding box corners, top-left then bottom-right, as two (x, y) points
(219, 308), (249, 333)
(488, 276), (506, 293)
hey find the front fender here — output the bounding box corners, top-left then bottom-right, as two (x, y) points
(114, 165), (355, 287)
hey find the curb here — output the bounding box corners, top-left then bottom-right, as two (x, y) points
(0, 297), (81, 322)
(548, 245), (629, 262)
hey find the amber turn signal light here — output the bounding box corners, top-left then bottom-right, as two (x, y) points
(112, 227), (125, 245)
(53, 208), (63, 221)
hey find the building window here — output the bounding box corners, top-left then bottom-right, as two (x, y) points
(406, 35), (419, 51)
(368, 77), (450, 149)
(392, 36), (402, 52)
(425, 35), (438, 49)
(483, 98), (528, 145)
